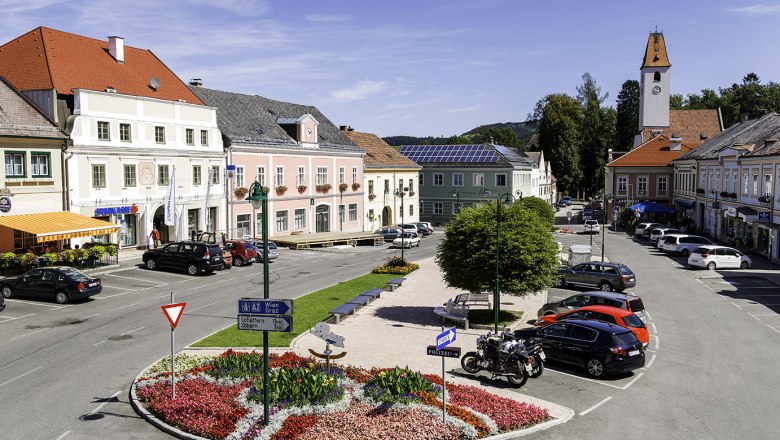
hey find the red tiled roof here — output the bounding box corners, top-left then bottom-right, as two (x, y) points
(0, 27), (203, 104)
(642, 32), (671, 68)
(641, 109), (721, 146)
(342, 130), (420, 168)
(607, 135), (696, 167)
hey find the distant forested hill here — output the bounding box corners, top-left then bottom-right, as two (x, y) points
(383, 121), (535, 147)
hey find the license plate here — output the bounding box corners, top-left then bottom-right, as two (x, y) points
(88, 282), (97, 287)
(539, 351), (546, 361)
(525, 363), (533, 373)
(628, 350), (640, 356)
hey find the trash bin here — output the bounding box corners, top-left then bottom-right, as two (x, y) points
(567, 245), (592, 266)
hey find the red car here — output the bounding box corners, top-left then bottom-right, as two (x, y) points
(534, 305), (650, 348)
(225, 240), (258, 267)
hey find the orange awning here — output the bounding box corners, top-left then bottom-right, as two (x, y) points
(0, 211), (119, 243)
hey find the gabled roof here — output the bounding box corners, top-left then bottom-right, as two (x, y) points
(608, 135), (695, 167)
(642, 32), (671, 68)
(0, 27), (203, 104)
(640, 109), (722, 146)
(189, 86), (360, 152)
(342, 129), (420, 169)
(0, 76), (66, 139)
(677, 112), (780, 161)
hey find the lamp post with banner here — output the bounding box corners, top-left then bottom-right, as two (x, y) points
(394, 187), (406, 261)
(758, 192), (775, 271)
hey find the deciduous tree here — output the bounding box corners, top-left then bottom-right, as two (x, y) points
(615, 80), (640, 150)
(537, 94), (583, 194)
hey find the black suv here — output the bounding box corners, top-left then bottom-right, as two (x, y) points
(143, 241), (223, 275)
(534, 319), (645, 377)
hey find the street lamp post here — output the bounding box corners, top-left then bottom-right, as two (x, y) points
(247, 181), (271, 426)
(759, 192), (774, 271)
(710, 190), (721, 238)
(597, 191), (614, 262)
(394, 188), (406, 261)
(482, 188), (522, 333)
(451, 190), (461, 215)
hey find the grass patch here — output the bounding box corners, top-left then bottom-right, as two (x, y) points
(191, 273), (397, 348)
(467, 309), (523, 326)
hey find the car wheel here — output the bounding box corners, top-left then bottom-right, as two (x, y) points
(681, 249), (691, 257)
(554, 277), (564, 287)
(145, 259), (157, 270)
(234, 257), (245, 267)
(2, 285), (14, 299)
(187, 263), (199, 276)
(598, 281), (613, 292)
(586, 358), (606, 378)
(54, 290), (70, 305)
(707, 261), (717, 271)
(740, 261), (749, 269)
(460, 352), (481, 374)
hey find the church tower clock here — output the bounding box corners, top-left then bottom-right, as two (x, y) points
(638, 31), (671, 130)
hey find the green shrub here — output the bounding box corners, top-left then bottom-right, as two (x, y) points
(249, 366), (344, 407)
(364, 366), (439, 404)
(372, 262), (419, 275)
(42, 253), (59, 265)
(59, 250), (75, 263)
(106, 245), (118, 256)
(91, 245), (106, 260)
(206, 351), (266, 379)
(19, 253), (37, 266)
(1, 252), (17, 268)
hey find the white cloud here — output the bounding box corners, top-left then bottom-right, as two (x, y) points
(444, 104), (481, 113)
(305, 14), (351, 23)
(327, 79), (387, 102)
(727, 4), (780, 16)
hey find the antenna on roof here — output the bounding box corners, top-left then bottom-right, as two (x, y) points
(149, 77), (160, 91)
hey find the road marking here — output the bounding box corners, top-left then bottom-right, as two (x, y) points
(650, 322), (657, 334)
(644, 311), (652, 321)
(0, 313), (35, 323)
(187, 301), (218, 313)
(747, 313), (762, 321)
(121, 326), (145, 336)
(768, 325), (780, 335)
(104, 273), (156, 282)
(190, 283), (217, 291)
(545, 368), (624, 389)
(88, 390), (122, 415)
(621, 372), (644, 390)
(4, 299), (66, 309)
(95, 291), (133, 299)
(580, 396), (612, 416)
(731, 302), (744, 309)
(748, 313), (780, 317)
(136, 285), (167, 292)
(654, 335), (659, 350)
(0, 366), (42, 388)
(100, 284), (137, 291)
(54, 431), (70, 440)
(81, 313), (101, 320)
(112, 302), (142, 311)
(643, 354), (657, 369)
(10, 328), (48, 340)
(93, 340), (107, 346)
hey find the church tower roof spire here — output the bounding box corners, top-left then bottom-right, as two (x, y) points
(641, 30), (671, 69)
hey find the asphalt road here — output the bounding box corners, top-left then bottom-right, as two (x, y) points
(523, 205), (780, 439)
(0, 236), (441, 440)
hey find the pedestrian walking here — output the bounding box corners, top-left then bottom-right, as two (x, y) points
(149, 227), (160, 248)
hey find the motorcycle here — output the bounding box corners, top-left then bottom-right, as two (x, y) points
(460, 330), (545, 387)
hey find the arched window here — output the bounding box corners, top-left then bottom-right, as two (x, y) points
(653, 71), (661, 82)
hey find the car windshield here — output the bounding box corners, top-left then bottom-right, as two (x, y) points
(207, 245), (222, 255)
(612, 331), (638, 347)
(618, 266), (633, 275)
(622, 313), (645, 328)
(58, 267), (90, 281)
(628, 297), (645, 313)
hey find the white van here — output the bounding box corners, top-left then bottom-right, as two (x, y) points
(661, 235), (714, 256)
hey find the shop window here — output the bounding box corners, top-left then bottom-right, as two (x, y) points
(236, 214), (251, 237)
(276, 210), (288, 232)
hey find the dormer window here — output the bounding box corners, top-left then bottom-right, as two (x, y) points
(653, 71), (661, 82)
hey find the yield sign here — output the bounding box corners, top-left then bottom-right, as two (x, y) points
(161, 302), (187, 329)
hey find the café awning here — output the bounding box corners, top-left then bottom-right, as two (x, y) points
(0, 211), (119, 243)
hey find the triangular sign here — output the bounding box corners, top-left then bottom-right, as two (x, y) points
(161, 302), (187, 329)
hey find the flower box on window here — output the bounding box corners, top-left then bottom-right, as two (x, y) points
(316, 183), (332, 193)
(368, 193), (377, 201)
(339, 183), (349, 193)
(275, 185), (288, 196)
(233, 187), (248, 199)
(408, 191), (416, 197)
(351, 182), (361, 191)
(297, 185), (307, 193)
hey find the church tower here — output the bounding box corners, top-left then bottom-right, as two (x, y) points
(638, 31), (671, 130)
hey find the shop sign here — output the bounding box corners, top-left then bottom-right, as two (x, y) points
(724, 207), (737, 218)
(95, 204), (138, 216)
(758, 212), (770, 224)
(0, 196), (11, 213)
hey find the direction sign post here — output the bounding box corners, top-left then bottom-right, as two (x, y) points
(238, 299), (293, 316)
(237, 314), (293, 332)
(430, 325), (461, 424)
(436, 327), (456, 350)
(161, 294), (186, 400)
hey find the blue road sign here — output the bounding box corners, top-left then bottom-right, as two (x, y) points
(436, 327), (457, 350)
(238, 298), (293, 316)
(226, 164), (236, 171)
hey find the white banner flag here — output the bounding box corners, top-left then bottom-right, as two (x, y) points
(164, 172), (175, 226)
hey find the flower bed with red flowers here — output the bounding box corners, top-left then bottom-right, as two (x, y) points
(134, 351), (551, 440)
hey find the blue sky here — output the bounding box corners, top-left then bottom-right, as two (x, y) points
(1, 0), (778, 137)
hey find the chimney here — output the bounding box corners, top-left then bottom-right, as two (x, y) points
(189, 78), (203, 87)
(339, 125), (348, 131)
(670, 132), (682, 151)
(108, 36), (124, 63)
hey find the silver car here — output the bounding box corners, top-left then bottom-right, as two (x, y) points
(649, 227), (681, 243)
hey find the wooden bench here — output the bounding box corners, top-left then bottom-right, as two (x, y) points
(329, 303), (360, 324)
(454, 293), (491, 308)
(433, 300), (470, 330)
(386, 277), (406, 291)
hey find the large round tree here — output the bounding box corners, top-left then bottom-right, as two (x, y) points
(519, 197), (555, 229)
(435, 201), (559, 296)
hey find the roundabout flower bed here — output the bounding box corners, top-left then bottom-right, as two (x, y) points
(134, 351), (549, 440)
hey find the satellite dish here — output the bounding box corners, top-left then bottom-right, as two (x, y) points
(150, 77), (160, 90)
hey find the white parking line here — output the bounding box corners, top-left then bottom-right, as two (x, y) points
(621, 372), (644, 390)
(100, 284), (136, 291)
(731, 302), (743, 310)
(121, 326), (145, 336)
(10, 328), (48, 340)
(54, 431), (70, 440)
(187, 301), (218, 313)
(545, 368), (624, 390)
(0, 366), (42, 388)
(642, 354), (657, 369)
(654, 336), (659, 350)
(88, 390), (122, 415)
(95, 291), (134, 300)
(747, 313), (762, 321)
(4, 299), (67, 309)
(580, 396), (612, 416)
(0, 313), (35, 323)
(749, 313), (780, 317)
(190, 283), (217, 291)
(93, 340), (107, 346)
(644, 311), (652, 321)
(650, 322), (657, 334)
(82, 313), (101, 320)
(768, 325), (780, 334)
(104, 273), (156, 282)
(112, 302), (142, 311)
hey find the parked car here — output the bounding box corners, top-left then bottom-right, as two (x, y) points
(537, 291), (646, 322)
(244, 239), (279, 262)
(0, 267), (102, 304)
(397, 223), (419, 234)
(591, 200), (603, 210)
(416, 222), (435, 233)
(656, 234), (677, 249)
(375, 227), (402, 242)
(392, 232), (421, 248)
(583, 220), (601, 234)
(580, 207), (594, 221)
(413, 223), (433, 236)
(143, 241), (223, 275)
(533, 319), (645, 377)
(555, 261), (636, 292)
(634, 222), (662, 238)
(561, 196), (572, 206)
(662, 234), (714, 256)
(649, 227), (681, 243)
(533, 305), (649, 348)
(688, 245), (751, 270)
(225, 240), (258, 266)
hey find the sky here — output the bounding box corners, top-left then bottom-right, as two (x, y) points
(1, 0), (779, 137)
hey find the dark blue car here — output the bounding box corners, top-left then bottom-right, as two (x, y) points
(561, 196), (572, 206)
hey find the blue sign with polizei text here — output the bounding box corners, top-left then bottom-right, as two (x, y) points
(238, 298), (293, 316)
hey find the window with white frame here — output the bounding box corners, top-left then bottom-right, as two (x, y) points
(120, 123), (131, 142)
(338, 205), (345, 224)
(123, 164), (137, 187)
(618, 176), (627, 192)
(4, 152), (24, 177)
(97, 121), (110, 141)
(433, 173), (443, 186)
(236, 166), (245, 188)
(31, 153), (50, 177)
(637, 176), (647, 194)
(294, 208), (306, 229)
(433, 202), (443, 215)
(452, 173), (464, 187)
(352, 167), (358, 184)
(276, 166), (284, 187)
(339, 167), (345, 184)
(408, 179), (414, 192)
(473, 173), (484, 187)
(384, 179), (390, 194)
(297, 166), (305, 186)
(186, 128), (194, 145)
(701, 170), (707, 189)
(716, 172), (720, 192)
(157, 165), (170, 185)
(200, 130), (208, 146)
(316, 167), (328, 185)
(236, 214), (251, 237)
(452, 202), (459, 214)
(657, 176), (667, 193)
(257, 166), (266, 186)
(495, 173), (506, 187)
(276, 210), (288, 232)
(92, 164), (106, 188)
(753, 173), (758, 195)
(732, 172), (737, 193)
(744, 173), (749, 194)
(765, 174), (772, 194)
(349, 203), (357, 221)
(419, 173), (424, 186)
(192, 165), (202, 186)
(211, 165), (220, 184)
(368, 180), (374, 195)
(155, 126), (165, 144)
(399, 178), (404, 191)
(409, 204), (413, 217)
